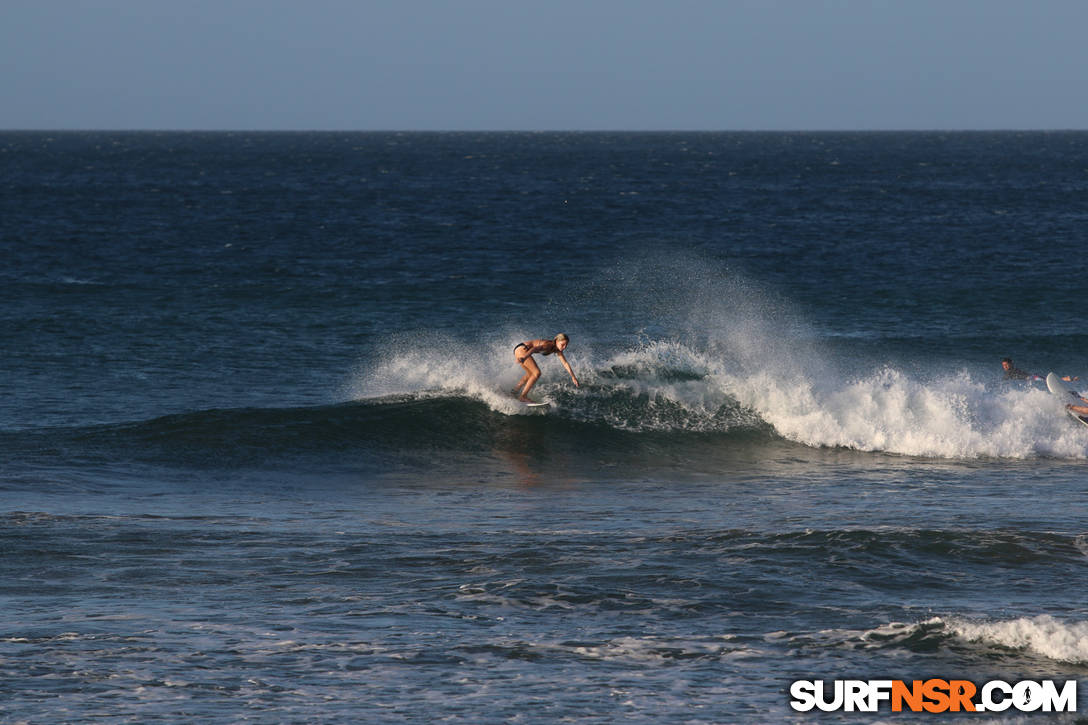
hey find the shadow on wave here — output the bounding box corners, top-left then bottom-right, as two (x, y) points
(6, 395), (782, 472)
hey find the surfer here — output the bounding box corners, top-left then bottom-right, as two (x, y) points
(1001, 358), (1041, 381)
(513, 334), (579, 402)
(1001, 358), (1077, 382)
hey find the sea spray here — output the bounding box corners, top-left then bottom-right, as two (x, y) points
(346, 328), (529, 414)
(346, 331), (1088, 459)
(345, 252), (1088, 459)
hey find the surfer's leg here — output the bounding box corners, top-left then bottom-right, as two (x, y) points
(513, 348), (532, 395)
(518, 357), (541, 401)
(513, 370), (530, 395)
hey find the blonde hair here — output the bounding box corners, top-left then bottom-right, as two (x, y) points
(555, 333), (569, 343)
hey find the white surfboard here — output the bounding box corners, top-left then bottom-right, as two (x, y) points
(1046, 373), (1088, 428)
(508, 392), (550, 409)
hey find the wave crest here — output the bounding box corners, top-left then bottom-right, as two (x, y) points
(865, 615), (1088, 665)
(348, 334), (1088, 459)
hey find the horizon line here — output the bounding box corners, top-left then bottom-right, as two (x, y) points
(3, 127), (1087, 134)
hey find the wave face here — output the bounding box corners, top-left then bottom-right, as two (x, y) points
(345, 337), (1088, 464)
(9, 342), (1083, 475)
(329, 248), (1088, 462)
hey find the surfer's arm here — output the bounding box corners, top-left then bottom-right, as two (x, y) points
(557, 352), (579, 387)
(1067, 403), (1088, 416)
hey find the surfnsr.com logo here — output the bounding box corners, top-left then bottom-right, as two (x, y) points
(789, 679), (1078, 714)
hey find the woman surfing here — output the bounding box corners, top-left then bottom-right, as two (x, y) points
(513, 333), (579, 403)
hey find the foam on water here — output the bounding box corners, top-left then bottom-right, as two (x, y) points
(863, 615), (1088, 665)
(732, 366), (1088, 459)
(942, 615), (1088, 664)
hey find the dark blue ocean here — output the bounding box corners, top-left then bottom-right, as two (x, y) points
(2, 131), (1087, 722)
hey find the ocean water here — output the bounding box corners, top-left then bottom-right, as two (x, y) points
(2, 131), (1087, 722)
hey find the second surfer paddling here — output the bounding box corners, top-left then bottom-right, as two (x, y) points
(513, 334), (579, 402)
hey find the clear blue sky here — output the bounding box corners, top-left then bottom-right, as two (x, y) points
(3, 0), (1087, 130)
